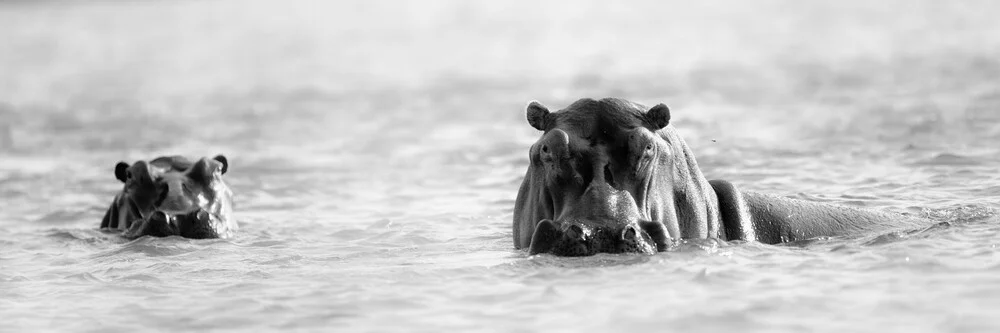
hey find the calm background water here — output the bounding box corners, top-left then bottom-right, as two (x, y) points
(3, 1), (1000, 332)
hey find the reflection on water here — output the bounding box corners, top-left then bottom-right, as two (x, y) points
(3, 0), (1000, 331)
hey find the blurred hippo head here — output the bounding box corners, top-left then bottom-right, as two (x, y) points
(513, 98), (722, 256)
(100, 155), (236, 239)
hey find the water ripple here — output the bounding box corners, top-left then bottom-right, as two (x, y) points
(5, 1), (1000, 332)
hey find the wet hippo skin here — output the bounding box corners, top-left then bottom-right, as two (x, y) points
(100, 155), (236, 239)
(513, 98), (925, 256)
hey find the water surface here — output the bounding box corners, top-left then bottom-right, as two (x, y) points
(2, 1), (1000, 332)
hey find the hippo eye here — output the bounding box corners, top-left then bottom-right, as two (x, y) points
(642, 143), (655, 158)
(629, 133), (658, 177)
(126, 171), (133, 180)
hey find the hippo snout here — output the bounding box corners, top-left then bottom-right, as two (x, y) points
(528, 220), (592, 256)
(126, 209), (221, 239)
(172, 209), (220, 239)
(126, 210), (179, 238)
(526, 176), (675, 256)
(528, 219), (670, 256)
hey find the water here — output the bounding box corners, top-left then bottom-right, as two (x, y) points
(2, 1), (1000, 332)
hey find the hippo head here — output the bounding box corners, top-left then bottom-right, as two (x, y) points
(100, 155), (236, 239)
(513, 98), (721, 256)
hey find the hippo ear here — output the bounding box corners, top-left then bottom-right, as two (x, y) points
(644, 103), (671, 130)
(188, 157), (222, 183)
(213, 155), (229, 174)
(115, 162), (130, 183)
(526, 101), (551, 131)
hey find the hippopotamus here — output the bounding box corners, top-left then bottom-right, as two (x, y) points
(100, 155), (236, 239)
(513, 98), (925, 256)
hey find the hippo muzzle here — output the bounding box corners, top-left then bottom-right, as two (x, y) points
(527, 177), (671, 256)
(127, 209), (229, 239)
(528, 220), (667, 256)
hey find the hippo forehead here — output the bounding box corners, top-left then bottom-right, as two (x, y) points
(132, 156), (222, 183)
(148, 156), (195, 173)
(549, 98), (649, 141)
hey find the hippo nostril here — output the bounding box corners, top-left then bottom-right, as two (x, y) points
(195, 210), (210, 223)
(621, 225), (638, 241)
(150, 211), (169, 223)
(565, 224), (586, 241)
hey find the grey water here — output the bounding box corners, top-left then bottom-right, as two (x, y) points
(2, 1), (1000, 332)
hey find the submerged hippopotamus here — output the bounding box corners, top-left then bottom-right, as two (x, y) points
(514, 98), (924, 256)
(100, 155), (236, 239)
